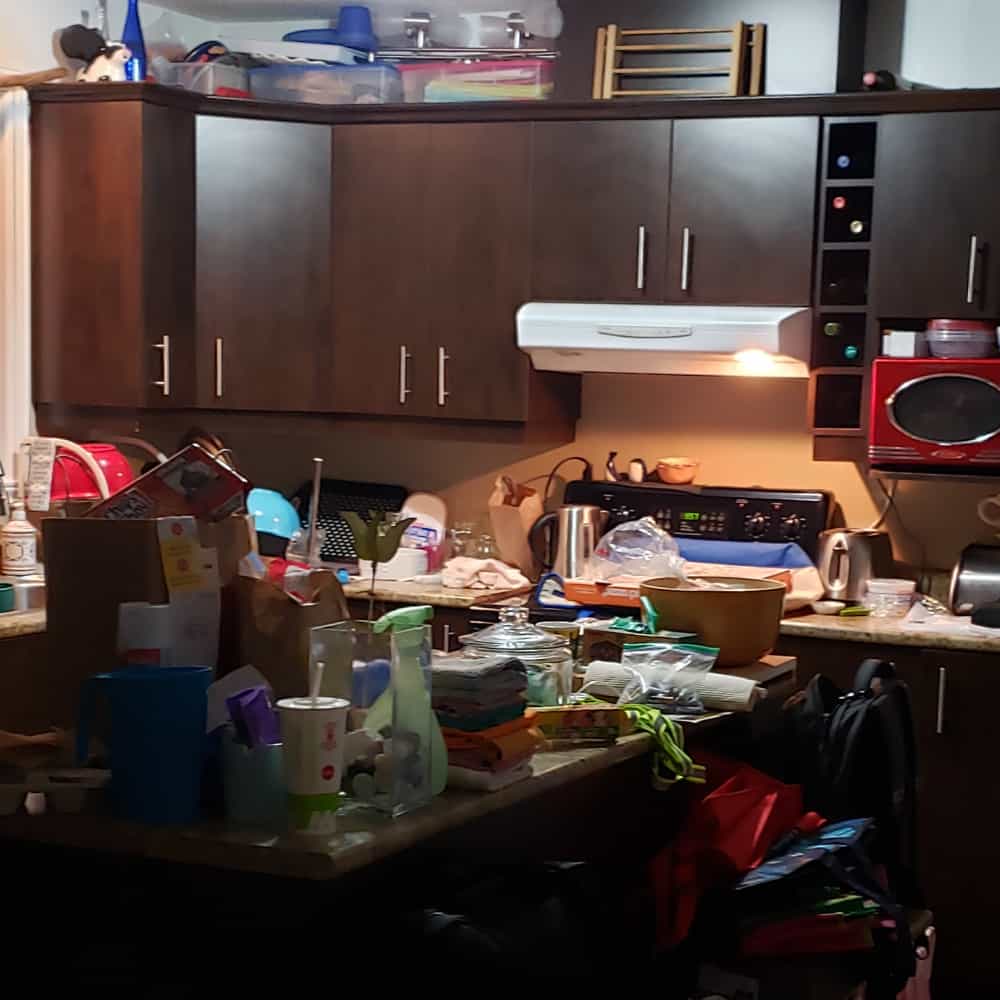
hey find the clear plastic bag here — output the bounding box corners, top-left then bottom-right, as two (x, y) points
(588, 516), (686, 581)
(616, 642), (719, 715)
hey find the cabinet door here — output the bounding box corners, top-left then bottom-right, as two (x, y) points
(196, 117), (331, 411)
(898, 651), (999, 992)
(33, 102), (195, 408)
(873, 112), (1000, 318)
(531, 121), (671, 302)
(666, 117), (819, 304)
(330, 124), (433, 417)
(428, 123), (533, 421)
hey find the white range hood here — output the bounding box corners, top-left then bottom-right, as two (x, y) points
(517, 302), (812, 379)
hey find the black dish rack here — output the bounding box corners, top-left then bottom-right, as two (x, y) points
(291, 478), (409, 563)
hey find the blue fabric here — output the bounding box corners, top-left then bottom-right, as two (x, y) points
(675, 539), (814, 569)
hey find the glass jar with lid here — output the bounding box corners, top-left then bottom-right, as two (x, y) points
(458, 607), (573, 707)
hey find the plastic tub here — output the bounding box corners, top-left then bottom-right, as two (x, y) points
(926, 319), (998, 358)
(865, 578), (916, 618)
(397, 59), (554, 103)
(154, 61), (250, 96)
(249, 63), (402, 104)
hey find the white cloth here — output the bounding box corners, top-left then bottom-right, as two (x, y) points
(441, 557), (531, 591)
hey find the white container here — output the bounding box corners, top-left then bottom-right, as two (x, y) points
(926, 323), (997, 359)
(865, 578), (916, 618)
(358, 547), (428, 581)
(881, 329), (928, 358)
(277, 696), (350, 836)
(1, 502), (37, 577)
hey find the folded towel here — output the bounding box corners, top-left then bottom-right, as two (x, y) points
(435, 702), (525, 732)
(447, 748), (537, 774)
(442, 716), (544, 765)
(441, 557), (531, 591)
(447, 761), (533, 792)
(433, 690), (527, 714)
(431, 655), (527, 684)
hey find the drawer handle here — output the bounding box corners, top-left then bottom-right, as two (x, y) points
(437, 346), (450, 407)
(936, 666), (947, 735)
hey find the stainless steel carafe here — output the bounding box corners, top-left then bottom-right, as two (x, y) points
(816, 529), (895, 602)
(529, 504), (608, 579)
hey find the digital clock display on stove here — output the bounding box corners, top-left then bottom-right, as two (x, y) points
(680, 512), (700, 521)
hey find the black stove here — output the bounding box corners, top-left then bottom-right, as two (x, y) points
(564, 480), (833, 560)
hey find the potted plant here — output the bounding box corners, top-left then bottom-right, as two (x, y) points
(343, 510), (416, 622)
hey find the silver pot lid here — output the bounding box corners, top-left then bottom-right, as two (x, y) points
(459, 606), (571, 654)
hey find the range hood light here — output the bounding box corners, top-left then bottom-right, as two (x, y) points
(733, 348), (777, 375)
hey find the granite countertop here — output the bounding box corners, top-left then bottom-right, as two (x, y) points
(341, 579), (532, 610)
(780, 612), (1000, 653)
(0, 610), (46, 641)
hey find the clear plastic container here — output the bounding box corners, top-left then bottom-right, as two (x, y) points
(397, 59), (555, 103)
(926, 319), (998, 359)
(865, 578), (917, 618)
(249, 63), (403, 105)
(154, 60), (250, 96)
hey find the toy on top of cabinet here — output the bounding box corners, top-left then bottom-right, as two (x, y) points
(59, 25), (132, 83)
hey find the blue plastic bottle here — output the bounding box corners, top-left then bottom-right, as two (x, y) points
(121, 0), (147, 81)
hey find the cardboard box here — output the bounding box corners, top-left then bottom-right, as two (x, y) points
(42, 516), (251, 726)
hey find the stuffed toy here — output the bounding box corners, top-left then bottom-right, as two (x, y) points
(59, 24), (132, 83)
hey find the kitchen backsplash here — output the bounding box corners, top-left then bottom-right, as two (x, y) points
(50, 373), (998, 572)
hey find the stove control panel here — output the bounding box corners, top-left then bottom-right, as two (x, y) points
(564, 482), (832, 560)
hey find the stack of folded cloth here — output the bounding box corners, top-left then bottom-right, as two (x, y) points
(431, 655), (544, 792)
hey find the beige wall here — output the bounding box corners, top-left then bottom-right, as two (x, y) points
(62, 372), (1000, 574)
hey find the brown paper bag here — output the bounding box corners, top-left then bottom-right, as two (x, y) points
(488, 476), (544, 577)
(233, 572), (349, 700)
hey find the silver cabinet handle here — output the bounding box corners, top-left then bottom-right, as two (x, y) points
(936, 666), (947, 735)
(636, 225), (647, 291)
(681, 226), (692, 292)
(398, 344), (412, 405)
(214, 337), (224, 399)
(967, 235), (979, 304)
(437, 346), (450, 407)
(152, 335), (171, 397)
(442, 624), (451, 652)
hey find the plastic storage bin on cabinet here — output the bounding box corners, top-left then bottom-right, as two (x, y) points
(154, 61), (250, 96)
(398, 59), (554, 103)
(249, 63), (402, 105)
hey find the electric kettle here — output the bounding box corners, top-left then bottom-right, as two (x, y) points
(529, 505), (608, 580)
(816, 529), (895, 602)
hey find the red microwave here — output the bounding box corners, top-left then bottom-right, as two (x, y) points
(870, 358), (1000, 469)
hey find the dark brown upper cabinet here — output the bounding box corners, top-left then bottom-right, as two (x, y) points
(665, 117), (820, 305)
(530, 120), (672, 302)
(196, 117), (332, 412)
(333, 122), (578, 426)
(872, 112), (1000, 319)
(33, 100), (195, 408)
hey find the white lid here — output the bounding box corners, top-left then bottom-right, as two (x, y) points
(867, 578), (917, 595)
(277, 697), (350, 711)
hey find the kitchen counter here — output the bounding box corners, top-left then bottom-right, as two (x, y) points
(780, 612), (1000, 653)
(341, 579), (531, 610)
(0, 610), (46, 641)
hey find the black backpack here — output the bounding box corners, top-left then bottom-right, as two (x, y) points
(788, 658), (921, 906)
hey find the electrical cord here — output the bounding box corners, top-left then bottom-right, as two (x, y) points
(871, 476), (929, 590)
(542, 455), (593, 508)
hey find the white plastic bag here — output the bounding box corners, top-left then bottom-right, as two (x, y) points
(588, 516), (686, 581)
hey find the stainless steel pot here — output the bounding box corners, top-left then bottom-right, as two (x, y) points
(949, 544), (1000, 614)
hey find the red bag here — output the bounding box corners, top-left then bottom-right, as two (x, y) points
(651, 756), (804, 950)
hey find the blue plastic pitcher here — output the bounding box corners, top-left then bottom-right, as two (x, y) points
(76, 667), (211, 825)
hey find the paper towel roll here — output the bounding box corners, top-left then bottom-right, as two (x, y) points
(581, 661), (763, 712)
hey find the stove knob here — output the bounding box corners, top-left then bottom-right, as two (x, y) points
(745, 512), (770, 539)
(782, 514), (805, 540)
(612, 505), (637, 525)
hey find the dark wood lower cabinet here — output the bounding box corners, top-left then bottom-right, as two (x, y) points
(777, 635), (999, 994)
